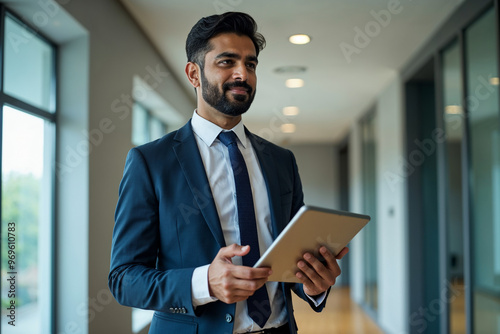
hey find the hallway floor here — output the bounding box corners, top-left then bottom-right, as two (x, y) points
(293, 287), (384, 334)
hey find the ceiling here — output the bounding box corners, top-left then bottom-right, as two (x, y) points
(120, 0), (464, 145)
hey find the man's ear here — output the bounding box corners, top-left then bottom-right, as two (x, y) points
(185, 62), (201, 88)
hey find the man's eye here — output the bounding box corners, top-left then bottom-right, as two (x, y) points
(247, 63), (257, 69)
(220, 60), (233, 65)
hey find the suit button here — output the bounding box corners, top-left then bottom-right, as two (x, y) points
(225, 313), (233, 323)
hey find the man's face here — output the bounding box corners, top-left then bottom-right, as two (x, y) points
(199, 33), (258, 117)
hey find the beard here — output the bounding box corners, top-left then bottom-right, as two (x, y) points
(200, 69), (255, 116)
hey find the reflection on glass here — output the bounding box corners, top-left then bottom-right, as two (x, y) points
(3, 15), (54, 112)
(1, 106), (54, 334)
(465, 8), (500, 334)
(442, 40), (466, 333)
(361, 112), (378, 312)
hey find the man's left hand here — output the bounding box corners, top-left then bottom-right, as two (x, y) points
(295, 246), (349, 296)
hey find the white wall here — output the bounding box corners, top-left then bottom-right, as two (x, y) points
(287, 144), (339, 210)
(348, 121), (365, 304)
(348, 76), (408, 334)
(375, 76), (408, 334)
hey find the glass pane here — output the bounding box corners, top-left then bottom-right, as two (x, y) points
(465, 8), (500, 334)
(1, 106), (54, 333)
(361, 112), (377, 312)
(442, 40), (466, 333)
(132, 103), (149, 146)
(149, 117), (165, 141)
(4, 15), (54, 112)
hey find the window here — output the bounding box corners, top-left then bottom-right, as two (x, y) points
(1, 11), (56, 333)
(132, 103), (167, 146)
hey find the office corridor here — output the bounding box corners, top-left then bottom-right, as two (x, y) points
(293, 287), (384, 334)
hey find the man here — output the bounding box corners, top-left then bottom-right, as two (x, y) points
(109, 12), (348, 334)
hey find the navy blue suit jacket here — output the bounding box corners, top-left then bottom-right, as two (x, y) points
(108, 121), (329, 334)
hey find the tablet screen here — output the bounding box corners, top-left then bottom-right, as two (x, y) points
(253, 205), (370, 282)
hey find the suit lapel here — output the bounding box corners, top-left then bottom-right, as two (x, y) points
(173, 121), (226, 248)
(246, 129), (283, 239)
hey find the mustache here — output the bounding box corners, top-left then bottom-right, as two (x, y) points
(223, 81), (253, 94)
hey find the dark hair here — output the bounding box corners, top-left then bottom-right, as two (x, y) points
(186, 12), (266, 68)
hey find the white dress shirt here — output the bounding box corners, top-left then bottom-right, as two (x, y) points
(189, 110), (323, 333)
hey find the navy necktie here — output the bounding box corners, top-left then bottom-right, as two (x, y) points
(218, 131), (271, 328)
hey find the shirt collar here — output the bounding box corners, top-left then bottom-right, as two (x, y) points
(191, 110), (248, 148)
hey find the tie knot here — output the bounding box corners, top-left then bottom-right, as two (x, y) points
(218, 131), (238, 147)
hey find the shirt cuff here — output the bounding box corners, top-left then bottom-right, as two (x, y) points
(305, 291), (327, 307)
(191, 264), (218, 307)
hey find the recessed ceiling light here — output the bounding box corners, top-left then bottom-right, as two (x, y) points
(283, 106), (300, 116)
(445, 105), (462, 114)
(289, 34), (311, 45)
(490, 77), (499, 86)
(285, 79), (304, 88)
(281, 123), (296, 133)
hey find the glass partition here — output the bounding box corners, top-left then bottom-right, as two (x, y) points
(465, 7), (500, 334)
(442, 40), (466, 333)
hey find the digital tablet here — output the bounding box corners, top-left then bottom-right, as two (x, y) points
(253, 205), (370, 283)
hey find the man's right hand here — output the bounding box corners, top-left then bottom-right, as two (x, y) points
(208, 244), (272, 304)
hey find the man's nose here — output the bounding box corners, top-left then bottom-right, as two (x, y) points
(232, 63), (248, 81)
